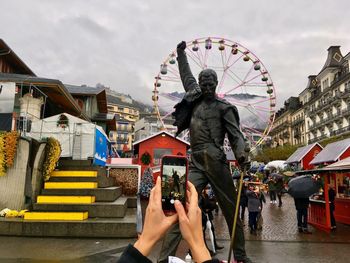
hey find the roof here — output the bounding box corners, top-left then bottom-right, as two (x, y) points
(324, 156), (350, 170)
(66, 84), (108, 114)
(310, 138), (350, 165)
(0, 39), (35, 76)
(65, 84), (105, 95)
(285, 143), (322, 164)
(0, 73), (88, 120)
(319, 46), (343, 74)
(133, 130), (190, 147)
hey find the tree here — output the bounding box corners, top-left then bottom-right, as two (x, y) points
(139, 167), (154, 198)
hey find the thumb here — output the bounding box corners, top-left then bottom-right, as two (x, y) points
(174, 200), (187, 220)
(166, 213), (178, 226)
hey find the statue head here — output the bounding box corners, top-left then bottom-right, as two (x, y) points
(198, 68), (218, 100)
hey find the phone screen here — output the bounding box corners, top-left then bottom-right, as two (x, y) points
(161, 156), (188, 212)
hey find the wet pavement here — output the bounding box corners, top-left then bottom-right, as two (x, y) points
(0, 195), (350, 262)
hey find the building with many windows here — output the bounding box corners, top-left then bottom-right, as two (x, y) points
(271, 46), (350, 147)
(270, 97), (300, 147)
(303, 46), (350, 144)
(107, 93), (140, 153)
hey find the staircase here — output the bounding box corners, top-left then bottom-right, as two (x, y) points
(0, 167), (137, 238)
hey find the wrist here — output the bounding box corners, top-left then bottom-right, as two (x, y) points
(134, 235), (156, 257)
(189, 242), (211, 262)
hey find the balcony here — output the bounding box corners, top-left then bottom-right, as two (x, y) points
(330, 125), (350, 136)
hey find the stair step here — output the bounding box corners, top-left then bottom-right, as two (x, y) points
(44, 182), (98, 189)
(24, 212), (88, 221)
(0, 209), (136, 237)
(49, 177), (97, 182)
(41, 187), (122, 202)
(51, 171), (97, 177)
(33, 197), (128, 218)
(37, 196), (96, 204)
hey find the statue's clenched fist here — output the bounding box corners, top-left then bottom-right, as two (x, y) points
(177, 41), (186, 50)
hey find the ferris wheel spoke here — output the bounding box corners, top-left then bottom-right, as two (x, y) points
(242, 63), (255, 84)
(225, 72), (263, 95)
(246, 105), (268, 124)
(186, 51), (205, 70)
(217, 50), (233, 93)
(227, 53), (245, 69)
(160, 77), (181, 82)
(167, 65), (180, 78)
(224, 69), (242, 88)
(188, 48), (205, 69)
(249, 97), (274, 106)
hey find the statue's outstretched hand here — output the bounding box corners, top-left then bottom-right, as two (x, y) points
(177, 41), (186, 50)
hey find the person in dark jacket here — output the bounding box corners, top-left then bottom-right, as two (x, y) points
(247, 185), (263, 235)
(294, 197), (312, 234)
(329, 185), (336, 230)
(118, 177), (219, 263)
(239, 182), (249, 222)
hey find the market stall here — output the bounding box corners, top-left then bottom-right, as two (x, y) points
(295, 161), (350, 232)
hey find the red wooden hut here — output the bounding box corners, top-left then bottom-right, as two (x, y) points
(304, 138), (350, 232)
(133, 131), (190, 181)
(285, 143), (323, 170)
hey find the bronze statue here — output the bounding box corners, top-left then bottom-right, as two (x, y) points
(158, 41), (251, 263)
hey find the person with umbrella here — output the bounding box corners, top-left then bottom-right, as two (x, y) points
(288, 175), (322, 234)
(293, 197), (312, 234)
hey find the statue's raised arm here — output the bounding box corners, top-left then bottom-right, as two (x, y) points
(177, 41), (199, 92)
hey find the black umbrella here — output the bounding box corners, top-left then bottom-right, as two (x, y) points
(287, 175), (322, 198)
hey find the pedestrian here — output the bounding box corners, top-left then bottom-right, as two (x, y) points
(257, 186), (266, 231)
(329, 185), (336, 230)
(247, 185), (263, 235)
(200, 186), (224, 253)
(239, 182), (248, 222)
(275, 176), (284, 207)
(267, 176), (277, 204)
(294, 197), (312, 234)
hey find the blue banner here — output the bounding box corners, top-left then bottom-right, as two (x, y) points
(94, 128), (108, 166)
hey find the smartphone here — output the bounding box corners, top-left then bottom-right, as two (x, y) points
(161, 155), (188, 214)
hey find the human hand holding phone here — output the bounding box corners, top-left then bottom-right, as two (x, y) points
(175, 181), (211, 263)
(134, 176), (178, 257)
(161, 155), (188, 214)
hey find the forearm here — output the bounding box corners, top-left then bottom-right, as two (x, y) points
(224, 107), (246, 158)
(177, 48), (198, 92)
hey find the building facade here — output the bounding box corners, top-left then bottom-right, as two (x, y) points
(271, 46), (350, 147)
(107, 94), (140, 153)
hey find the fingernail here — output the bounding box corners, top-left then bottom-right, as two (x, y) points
(174, 200), (180, 205)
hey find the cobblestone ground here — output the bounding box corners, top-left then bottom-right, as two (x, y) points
(212, 194), (350, 242)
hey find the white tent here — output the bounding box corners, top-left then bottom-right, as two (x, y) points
(27, 113), (109, 160)
(264, 160), (287, 171)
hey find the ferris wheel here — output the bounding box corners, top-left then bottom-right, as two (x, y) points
(152, 37), (276, 151)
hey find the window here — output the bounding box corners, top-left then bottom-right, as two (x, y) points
(153, 148), (173, 165)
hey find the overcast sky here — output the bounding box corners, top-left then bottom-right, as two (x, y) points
(1, 0), (350, 109)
